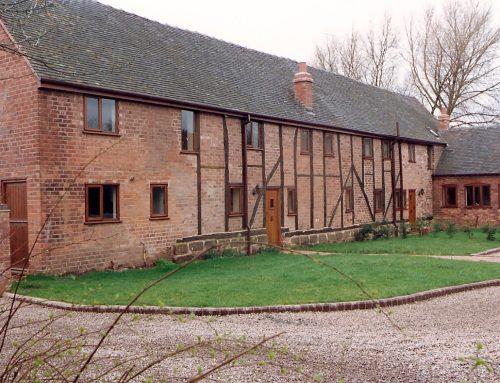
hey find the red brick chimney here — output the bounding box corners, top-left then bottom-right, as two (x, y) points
(293, 62), (314, 110)
(437, 106), (450, 130)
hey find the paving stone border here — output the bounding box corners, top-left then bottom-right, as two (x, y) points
(471, 247), (500, 256)
(3, 279), (500, 316)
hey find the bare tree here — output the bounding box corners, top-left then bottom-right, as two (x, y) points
(313, 16), (399, 90)
(405, 1), (500, 126)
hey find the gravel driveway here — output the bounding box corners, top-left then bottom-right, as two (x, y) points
(2, 287), (500, 382)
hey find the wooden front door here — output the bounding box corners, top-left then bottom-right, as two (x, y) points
(2, 180), (29, 270)
(265, 188), (282, 247)
(408, 189), (416, 226)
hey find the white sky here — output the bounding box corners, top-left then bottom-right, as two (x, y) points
(99, 0), (499, 62)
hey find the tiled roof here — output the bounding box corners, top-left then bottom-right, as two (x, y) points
(2, 0), (443, 143)
(435, 126), (500, 176)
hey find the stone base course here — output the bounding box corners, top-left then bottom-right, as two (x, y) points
(4, 279), (499, 316)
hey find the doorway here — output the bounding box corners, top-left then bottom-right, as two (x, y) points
(2, 180), (29, 270)
(408, 189), (416, 226)
(265, 188), (282, 247)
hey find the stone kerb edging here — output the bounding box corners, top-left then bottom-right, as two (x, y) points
(472, 247), (500, 256)
(4, 279), (500, 316)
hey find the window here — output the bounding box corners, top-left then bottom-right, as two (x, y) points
(246, 121), (263, 149)
(408, 144), (416, 162)
(324, 132), (334, 157)
(229, 185), (243, 216)
(394, 189), (406, 210)
(181, 110), (199, 152)
(150, 184), (168, 219)
(300, 129), (311, 154)
(442, 185), (457, 207)
(374, 189), (384, 212)
(427, 146), (433, 170)
(287, 188), (297, 215)
(382, 140), (392, 160)
(345, 187), (354, 212)
(85, 184), (119, 222)
(465, 184), (491, 207)
(363, 137), (373, 158)
(85, 96), (118, 133)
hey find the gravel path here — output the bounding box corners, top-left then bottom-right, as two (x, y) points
(2, 287), (500, 382)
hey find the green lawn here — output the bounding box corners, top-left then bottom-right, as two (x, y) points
(307, 230), (499, 255)
(13, 252), (500, 307)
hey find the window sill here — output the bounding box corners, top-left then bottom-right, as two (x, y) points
(465, 206), (492, 209)
(287, 213), (297, 216)
(324, 154), (335, 158)
(346, 209), (354, 213)
(83, 130), (121, 137)
(180, 150), (199, 155)
(247, 146), (263, 152)
(442, 205), (458, 208)
(228, 213), (243, 217)
(409, 160), (416, 163)
(383, 157), (392, 161)
(150, 216), (170, 221)
(363, 156), (373, 160)
(300, 151), (311, 156)
(84, 219), (122, 225)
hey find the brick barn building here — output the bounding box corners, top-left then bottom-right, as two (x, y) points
(1, 0), (495, 275)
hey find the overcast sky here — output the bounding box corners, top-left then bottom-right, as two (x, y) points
(99, 0), (499, 63)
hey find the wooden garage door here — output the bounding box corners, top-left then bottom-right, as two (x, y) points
(2, 181), (29, 270)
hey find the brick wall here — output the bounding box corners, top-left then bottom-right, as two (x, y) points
(0, 205), (10, 293)
(433, 176), (500, 226)
(29, 87), (440, 273)
(0, 23), (43, 271)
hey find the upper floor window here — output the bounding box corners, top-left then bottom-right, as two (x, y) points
(465, 184), (491, 207)
(382, 140), (392, 160)
(246, 121), (263, 149)
(85, 184), (119, 223)
(442, 185), (457, 207)
(363, 137), (373, 158)
(300, 129), (312, 154)
(85, 96), (117, 133)
(408, 144), (416, 162)
(150, 184), (168, 219)
(324, 132), (334, 157)
(181, 110), (199, 152)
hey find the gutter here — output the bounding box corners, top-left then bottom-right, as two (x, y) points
(38, 77), (445, 147)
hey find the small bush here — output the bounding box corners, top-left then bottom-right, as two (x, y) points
(355, 224), (374, 241)
(445, 221), (457, 238)
(399, 222), (409, 239)
(432, 221), (443, 235)
(481, 224), (492, 234)
(485, 227), (496, 241)
(416, 218), (428, 236)
(154, 258), (177, 271)
(373, 224), (390, 240)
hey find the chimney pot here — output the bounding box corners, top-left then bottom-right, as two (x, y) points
(437, 106), (450, 130)
(293, 62), (314, 110)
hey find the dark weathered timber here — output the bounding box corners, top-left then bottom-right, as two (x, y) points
(293, 128), (299, 230)
(223, 115), (230, 232)
(397, 122), (404, 222)
(390, 139), (397, 227)
(249, 157), (281, 228)
(323, 132), (327, 227)
(310, 132), (314, 228)
(328, 167), (353, 227)
(384, 171), (400, 220)
(196, 120), (202, 235)
(241, 118), (250, 253)
(381, 140), (385, 218)
(350, 135), (355, 225)
(338, 133), (344, 228)
(279, 124), (284, 225)
(261, 124), (266, 227)
(353, 167), (375, 221)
